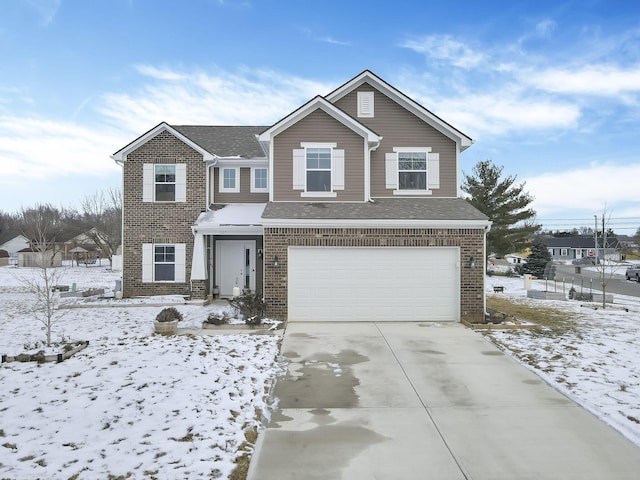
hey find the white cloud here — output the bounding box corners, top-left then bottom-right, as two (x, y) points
(0, 116), (125, 183)
(98, 66), (334, 132)
(24, 0), (61, 26)
(401, 35), (485, 69)
(535, 19), (556, 37)
(525, 64), (640, 96)
(525, 162), (640, 217)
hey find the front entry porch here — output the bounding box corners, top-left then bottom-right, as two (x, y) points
(190, 203), (266, 300)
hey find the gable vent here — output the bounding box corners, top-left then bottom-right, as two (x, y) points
(357, 91), (374, 118)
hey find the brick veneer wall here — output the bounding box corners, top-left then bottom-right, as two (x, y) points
(122, 130), (205, 298)
(263, 227), (486, 323)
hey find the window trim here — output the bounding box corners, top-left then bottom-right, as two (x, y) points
(301, 142), (337, 196)
(250, 167), (269, 193)
(142, 243), (186, 283)
(219, 167), (240, 193)
(391, 147), (433, 195)
(154, 164), (176, 202)
(561, 248), (568, 256)
(153, 244), (176, 282)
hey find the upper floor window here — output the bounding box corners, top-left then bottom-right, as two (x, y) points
(219, 167), (240, 193)
(292, 143), (344, 197)
(306, 148), (332, 192)
(385, 147), (439, 195)
(398, 152), (427, 190)
(251, 167), (268, 193)
(154, 165), (176, 201)
(142, 163), (186, 203)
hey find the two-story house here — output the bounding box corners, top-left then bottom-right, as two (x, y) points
(112, 71), (491, 323)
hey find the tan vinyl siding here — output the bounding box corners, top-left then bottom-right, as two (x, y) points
(334, 83), (458, 198)
(272, 109), (365, 201)
(213, 167), (269, 204)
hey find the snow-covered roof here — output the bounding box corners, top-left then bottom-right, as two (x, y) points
(192, 203), (266, 235)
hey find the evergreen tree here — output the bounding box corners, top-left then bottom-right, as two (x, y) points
(520, 238), (552, 278)
(462, 160), (540, 257)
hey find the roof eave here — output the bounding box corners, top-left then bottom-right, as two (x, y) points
(111, 122), (215, 162)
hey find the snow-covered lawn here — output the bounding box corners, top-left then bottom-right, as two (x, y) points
(484, 274), (640, 446)
(2, 263), (639, 477)
(0, 265), (281, 479)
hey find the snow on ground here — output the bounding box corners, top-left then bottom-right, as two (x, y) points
(3, 262), (640, 477)
(0, 264), (282, 479)
(484, 273), (640, 446)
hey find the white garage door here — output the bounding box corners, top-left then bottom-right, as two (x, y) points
(288, 246), (459, 322)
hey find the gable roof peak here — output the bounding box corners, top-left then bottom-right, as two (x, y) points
(326, 70), (473, 151)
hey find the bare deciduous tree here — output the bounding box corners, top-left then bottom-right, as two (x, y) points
(79, 188), (122, 265)
(16, 204), (72, 346)
(594, 207), (620, 310)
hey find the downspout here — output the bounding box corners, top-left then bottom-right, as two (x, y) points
(483, 222), (492, 321)
(367, 137), (382, 202)
(111, 155), (125, 297)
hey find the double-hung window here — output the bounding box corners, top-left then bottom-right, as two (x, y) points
(251, 167), (268, 193)
(292, 142), (344, 197)
(154, 245), (175, 281)
(385, 147), (439, 194)
(306, 148), (332, 192)
(143, 163), (186, 202)
(142, 243), (186, 283)
(398, 152), (427, 190)
(154, 165), (176, 201)
(219, 167), (240, 193)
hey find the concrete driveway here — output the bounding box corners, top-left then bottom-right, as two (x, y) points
(248, 322), (640, 480)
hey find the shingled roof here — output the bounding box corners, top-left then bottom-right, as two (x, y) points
(262, 198), (490, 222)
(172, 125), (268, 159)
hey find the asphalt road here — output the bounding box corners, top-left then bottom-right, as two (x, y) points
(554, 264), (640, 298)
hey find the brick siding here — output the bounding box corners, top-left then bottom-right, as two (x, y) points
(122, 130), (205, 298)
(264, 227), (486, 323)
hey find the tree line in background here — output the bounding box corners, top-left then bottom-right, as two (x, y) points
(0, 188), (122, 266)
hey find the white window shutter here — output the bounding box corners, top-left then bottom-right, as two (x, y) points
(175, 164), (187, 202)
(292, 149), (305, 190)
(427, 152), (440, 189)
(142, 243), (153, 282)
(385, 153), (398, 189)
(175, 243), (186, 282)
(143, 164), (153, 202)
(332, 149), (345, 190)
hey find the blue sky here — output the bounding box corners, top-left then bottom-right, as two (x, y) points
(1, 0), (639, 234)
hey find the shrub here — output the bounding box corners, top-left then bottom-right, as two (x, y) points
(155, 307), (183, 323)
(204, 311), (230, 326)
(229, 292), (266, 326)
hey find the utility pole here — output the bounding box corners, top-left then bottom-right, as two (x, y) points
(594, 215), (598, 265)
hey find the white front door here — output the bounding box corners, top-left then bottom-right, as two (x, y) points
(216, 240), (256, 297)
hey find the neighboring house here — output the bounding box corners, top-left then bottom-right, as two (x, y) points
(542, 236), (621, 262)
(63, 229), (104, 262)
(17, 247), (62, 268)
(112, 70), (491, 323)
(0, 234), (29, 265)
(505, 254), (527, 265)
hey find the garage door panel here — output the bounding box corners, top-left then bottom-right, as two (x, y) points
(288, 247), (459, 322)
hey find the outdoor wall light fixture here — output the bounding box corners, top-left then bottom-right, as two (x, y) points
(273, 255), (279, 268)
(469, 256), (476, 270)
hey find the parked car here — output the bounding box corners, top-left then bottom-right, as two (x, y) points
(625, 265), (640, 282)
